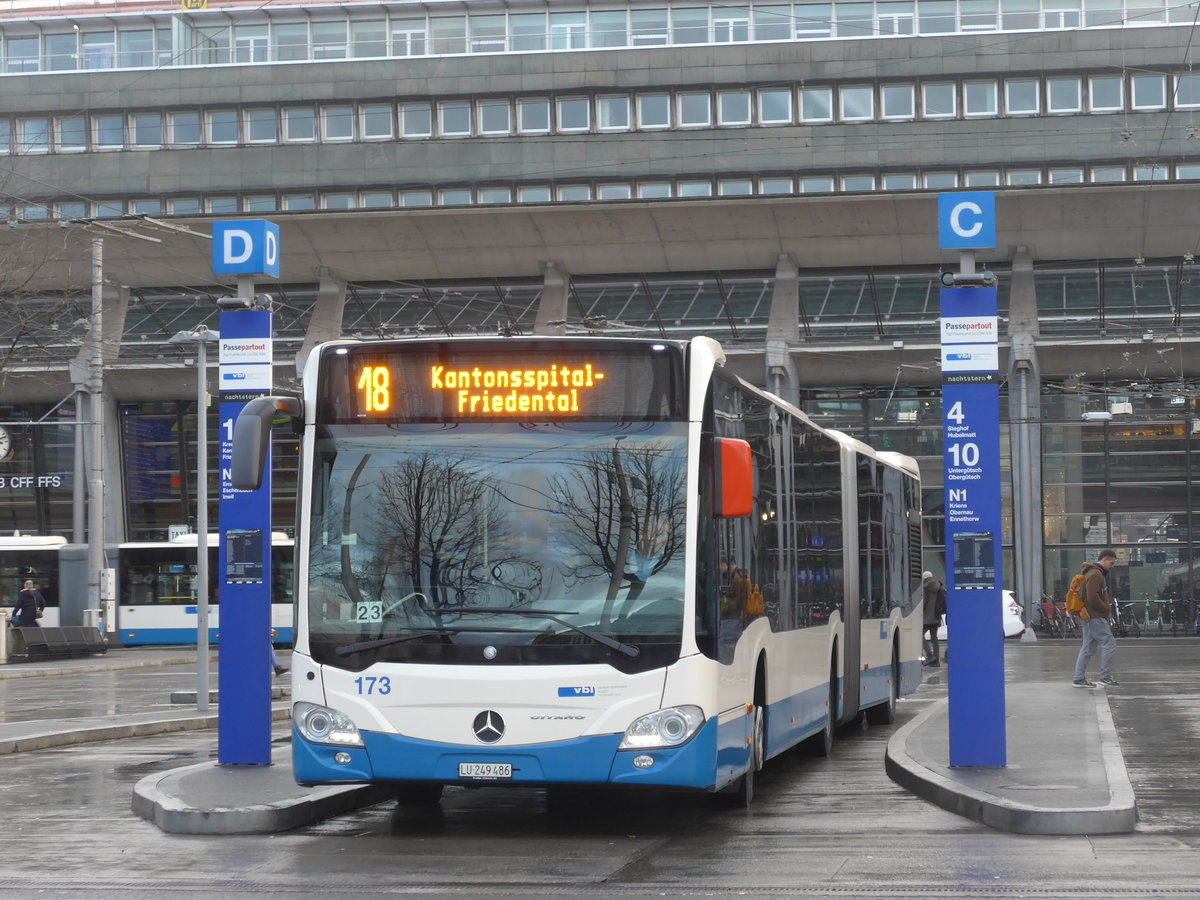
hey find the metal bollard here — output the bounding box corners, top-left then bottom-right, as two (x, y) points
(0, 609), (8, 665)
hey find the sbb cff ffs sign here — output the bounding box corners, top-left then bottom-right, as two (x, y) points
(212, 220), (280, 278)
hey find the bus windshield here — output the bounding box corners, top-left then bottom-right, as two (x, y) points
(307, 421), (689, 674)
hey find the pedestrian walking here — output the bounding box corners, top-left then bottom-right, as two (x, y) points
(922, 572), (946, 667)
(270, 633), (288, 677)
(1073, 548), (1119, 688)
(11, 579), (45, 628)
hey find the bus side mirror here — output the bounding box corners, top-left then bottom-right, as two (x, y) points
(713, 437), (752, 518)
(231, 396), (302, 491)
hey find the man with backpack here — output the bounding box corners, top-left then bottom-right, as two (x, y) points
(1072, 548), (1119, 688)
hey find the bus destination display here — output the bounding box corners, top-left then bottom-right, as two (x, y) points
(319, 340), (683, 423)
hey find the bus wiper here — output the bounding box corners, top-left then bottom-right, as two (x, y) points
(443, 606), (641, 659)
(336, 624), (533, 656)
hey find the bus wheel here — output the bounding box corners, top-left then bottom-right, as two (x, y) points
(803, 662), (837, 758)
(718, 702), (762, 809)
(866, 647), (898, 726)
(395, 783), (444, 807)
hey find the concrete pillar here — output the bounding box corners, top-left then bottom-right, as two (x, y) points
(296, 267), (347, 379)
(766, 254), (801, 407)
(534, 261), (569, 336)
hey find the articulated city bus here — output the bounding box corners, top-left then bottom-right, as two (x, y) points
(234, 336), (923, 806)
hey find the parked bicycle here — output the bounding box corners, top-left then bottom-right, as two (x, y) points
(1110, 600), (1141, 638)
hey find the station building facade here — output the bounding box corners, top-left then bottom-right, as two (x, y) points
(2, 0), (1200, 622)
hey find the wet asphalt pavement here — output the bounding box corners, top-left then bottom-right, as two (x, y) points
(0, 640), (1198, 899)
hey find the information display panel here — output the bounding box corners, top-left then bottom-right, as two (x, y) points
(316, 339), (685, 424)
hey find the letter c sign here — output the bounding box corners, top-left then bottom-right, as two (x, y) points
(938, 192), (996, 250)
(212, 220), (281, 278)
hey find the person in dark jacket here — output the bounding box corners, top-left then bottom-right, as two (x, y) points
(1072, 549), (1118, 688)
(13, 579), (45, 628)
(922, 572), (946, 667)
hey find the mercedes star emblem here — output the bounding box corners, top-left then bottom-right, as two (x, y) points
(472, 710), (505, 743)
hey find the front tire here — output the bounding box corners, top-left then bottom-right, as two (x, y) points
(394, 783), (444, 807)
(866, 647), (898, 726)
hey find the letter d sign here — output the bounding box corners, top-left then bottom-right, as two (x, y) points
(938, 192), (995, 250)
(212, 220), (281, 278)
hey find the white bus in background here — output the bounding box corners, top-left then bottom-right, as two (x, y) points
(0, 534), (66, 626)
(234, 335), (923, 807)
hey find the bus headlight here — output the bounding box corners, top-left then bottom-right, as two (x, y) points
(619, 705), (704, 750)
(293, 701), (364, 748)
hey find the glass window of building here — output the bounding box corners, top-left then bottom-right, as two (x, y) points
(479, 187), (514, 204)
(45, 33), (77, 71)
(517, 99), (550, 133)
(207, 110), (238, 144)
(795, 3), (834, 37)
(1083, 0), (1123, 26)
(81, 31), (114, 68)
(836, 2), (874, 36)
(922, 82), (957, 117)
(678, 180), (713, 197)
(718, 178), (754, 195)
(518, 186), (552, 202)
(282, 193), (316, 210)
(360, 104), (393, 139)
(631, 8), (669, 44)
(842, 174), (876, 191)
(20, 203), (50, 220)
(207, 196), (239, 214)
(713, 8), (751, 41)
(754, 5), (792, 39)
(637, 94), (671, 128)
(1176, 74), (1200, 108)
(284, 107), (316, 141)
(759, 177), (794, 194)
(917, 0), (956, 32)
(233, 24), (269, 63)
(556, 97), (591, 131)
(56, 201), (87, 219)
(1134, 164), (1169, 180)
(557, 185), (592, 201)
(392, 18), (427, 56)
(400, 103), (432, 138)
(1005, 78), (1039, 114)
(169, 198), (201, 214)
(1177, 164), (1200, 179)
(550, 12), (587, 49)
(597, 96), (631, 130)
(800, 87), (834, 122)
(1091, 166), (1126, 182)
(1006, 169), (1041, 185)
(964, 81), (998, 116)
(478, 100), (511, 134)
(322, 105), (354, 140)
(155, 26), (172, 66)
(591, 10), (629, 47)
(439, 101), (471, 136)
(961, 0), (999, 29)
(360, 190), (394, 207)
(677, 93), (712, 127)
(313, 21), (349, 59)
(882, 173), (918, 189)
(0, 120), (10, 154)
(1049, 167), (1084, 183)
(94, 200), (123, 217)
(1132, 74), (1166, 109)
(274, 23), (308, 61)
(470, 14), (507, 52)
(5, 36), (38, 72)
(440, 188), (473, 205)
(511, 13), (547, 51)
(638, 182), (673, 198)
(55, 116), (86, 151)
(1047, 77), (1082, 112)
(881, 84), (915, 119)
(17, 118), (49, 153)
(1089, 75), (1124, 111)
(1045, 0), (1082, 27)
(597, 183), (633, 199)
(965, 170), (1001, 185)
(878, 0), (917, 34)
(923, 172), (958, 188)
(1000, 0), (1038, 27)
(245, 108), (277, 143)
(191, 26), (229, 65)
(94, 114), (124, 149)
(800, 175), (835, 192)
(244, 195), (277, 211)
(321, 193), (355, 209)
(839, 86), (874, 121)
(401, 190), (434, 206)
(169, 112), (201, 145)
(718, 91), (752, 125)
(431, 16), (467, 54)
(759, 89), (792, 124)
(130, 113), (162, 148)
(351, 20), (387, 57)
(671, 7), (710, 43)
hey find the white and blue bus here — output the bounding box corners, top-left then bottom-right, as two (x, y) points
(235, 336), (923, 805)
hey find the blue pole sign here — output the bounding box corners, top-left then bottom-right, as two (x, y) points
(938, 192), (996, 250)
(217, 309), (273, 765)
(212, 220), (280, 278)
(941, 285), (1006, 767)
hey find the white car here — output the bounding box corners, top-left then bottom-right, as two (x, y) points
(937, 589), (1026, 640)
